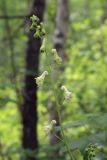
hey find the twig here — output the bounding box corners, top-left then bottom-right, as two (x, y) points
(2, 0), (22, 107)
(0, 15), (30, 20)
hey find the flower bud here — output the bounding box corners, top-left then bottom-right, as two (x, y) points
(30, 15), (39, 30)
(40, 38), (46, 53)
(40, 22), (46, 36)
(30, 15), (39, 23)
(34, 31), (40, 38)
(34, 25), (41, 38)
(85, 143), (97, 160)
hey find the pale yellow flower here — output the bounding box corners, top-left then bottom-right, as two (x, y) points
(52, 49), (62, 64)
(44, 120), (57, 135)
(61, 85), (72, 101)
(35, 71), (48, 87)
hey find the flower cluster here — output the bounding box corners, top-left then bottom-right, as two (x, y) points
(30, 15), (45, 38)
(85, 143), (97, 160)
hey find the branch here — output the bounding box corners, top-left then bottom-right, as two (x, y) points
(0, 15), (30, 20)
(1, 20), (26, 43)
(2, 0), (22, 107)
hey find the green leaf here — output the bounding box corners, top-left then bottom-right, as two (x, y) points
(62, 132), (106, 152)
(55, 113), (107, 131)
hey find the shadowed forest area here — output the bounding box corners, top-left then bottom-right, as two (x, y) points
(0, 0), (107, 160)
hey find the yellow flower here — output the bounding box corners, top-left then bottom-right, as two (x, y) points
(52, 49), (62, 64)
(61, 85), (72, 101)
(44, 120), (57, 135)
(35, 71), (48, 87)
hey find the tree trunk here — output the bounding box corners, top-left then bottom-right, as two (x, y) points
(84, 0), (90, 17)
(54, 0), (69, 57)
(102, 0), (107, 21)
(21, 1), (45, 160)
(50, 0), (69, 158)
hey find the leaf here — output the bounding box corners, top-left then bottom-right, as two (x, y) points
(61, 132), (106, 153)
(55, 113), (107, 131)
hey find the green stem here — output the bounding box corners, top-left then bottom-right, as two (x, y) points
(42, 36), (74, 160)
(55, 94), (75, 160)
(54, 134), (64, 142)
(46, 48), (74, 159)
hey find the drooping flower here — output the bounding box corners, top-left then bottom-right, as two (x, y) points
(40, 38), (46, 53)
(44, 120), (57, 135)
(40, 22), (46, 37)
(52, 49), (62, 64)
(61, 85), (72, 101)
(35, 71), (48, 87)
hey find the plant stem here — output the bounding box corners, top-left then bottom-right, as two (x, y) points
(55, 94), (75, 160)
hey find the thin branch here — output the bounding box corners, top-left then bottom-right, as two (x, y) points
(2, 0), (22, 107)
(0, 15), (30, 20)
(0, 20), (26, 43)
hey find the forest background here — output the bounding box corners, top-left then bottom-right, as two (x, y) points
(0, 0), (107, 160)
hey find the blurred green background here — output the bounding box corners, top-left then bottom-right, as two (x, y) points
(0, 0), (107, 159)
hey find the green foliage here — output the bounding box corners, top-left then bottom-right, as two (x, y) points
(0, 0), (107, 160)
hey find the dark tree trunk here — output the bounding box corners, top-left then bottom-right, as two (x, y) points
(21, 1), (45, 160)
